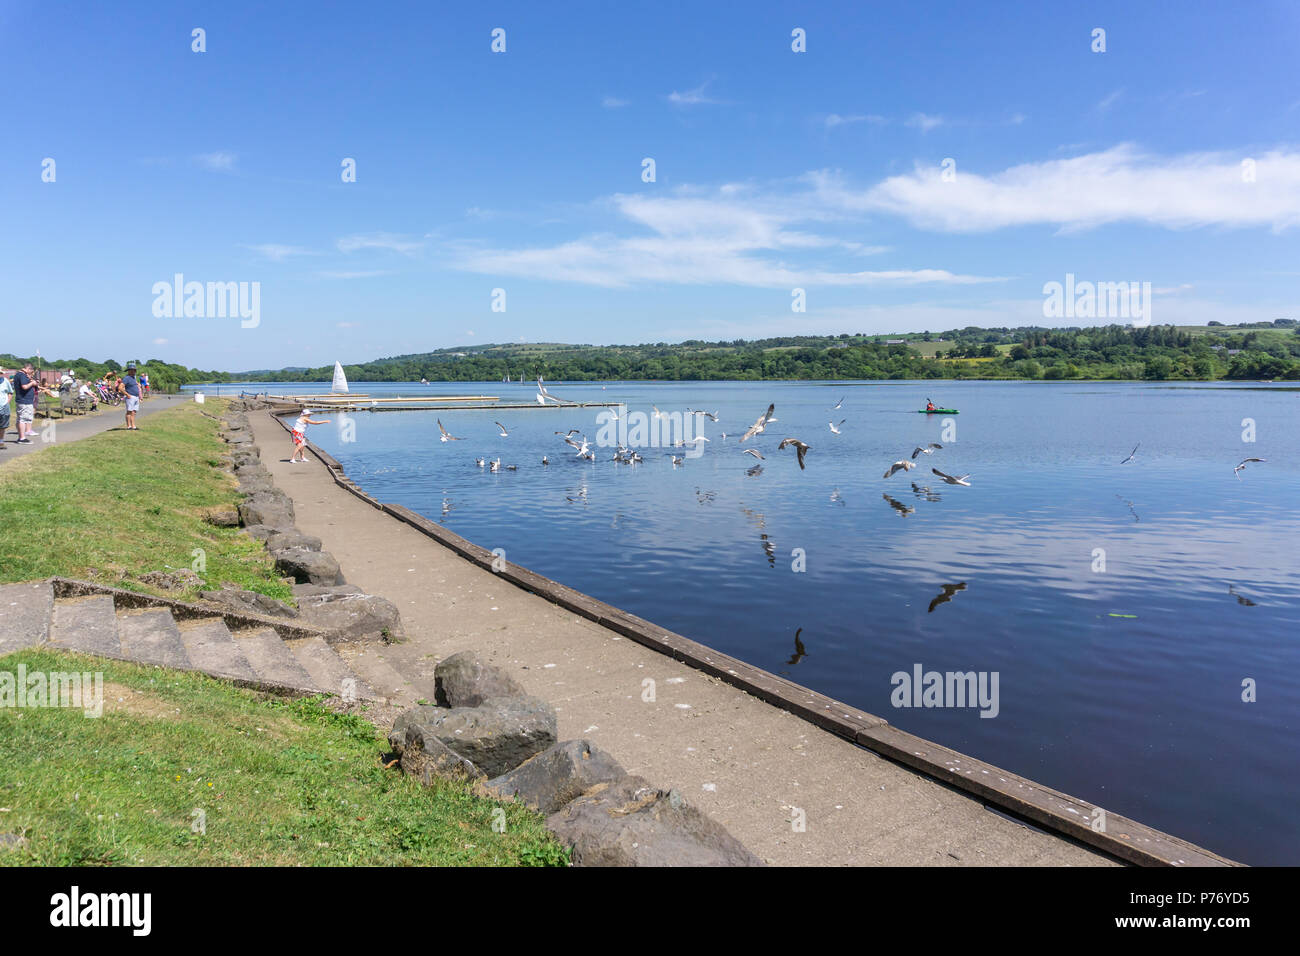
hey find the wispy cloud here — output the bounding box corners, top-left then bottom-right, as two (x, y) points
(317, 269), (394, 280)
(905, 112), (944, 133)
(336, 233), (424, 255)
(844, 145), (1300, 232)
(602, 95), (629, 109)
(668, 79), (724, 107)
(1095, 89), (1124, 113)
(247, 243), (317, 261)
(450, 187), (1000, 288)
(824, 113), (887, 129)
(195, 151), (237, 172)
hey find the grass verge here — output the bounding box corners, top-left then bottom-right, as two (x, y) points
(0, 399), (291, 602)
(0, 649), (568, 866)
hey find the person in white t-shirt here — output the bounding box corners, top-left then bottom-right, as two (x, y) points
(289, 409), (330, 463)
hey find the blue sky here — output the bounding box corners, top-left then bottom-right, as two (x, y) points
(2, 0), (1298, 371)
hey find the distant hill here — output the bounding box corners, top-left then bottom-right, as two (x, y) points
(219, 321), (1300, 383)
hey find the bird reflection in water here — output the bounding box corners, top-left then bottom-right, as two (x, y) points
(882, 493), (915, 516)
(785, 627), (807, 666)
(1228, 585), (1257, 607)
(1115, 494), (1140, 522)
(745, 464), (763, 477)
(830, 488), (845, 506)
(928, 582), (967, 613)
(760, 533), (776, 567)
(910, 482), (942, 502)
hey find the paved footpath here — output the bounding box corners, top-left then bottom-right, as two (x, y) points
(252, 411), (1113, 866)
(0, 396), (184, 467)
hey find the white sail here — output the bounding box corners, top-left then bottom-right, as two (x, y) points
(332, 361), (349, 393)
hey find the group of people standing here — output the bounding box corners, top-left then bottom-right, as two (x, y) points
(0, 363), (147, 448)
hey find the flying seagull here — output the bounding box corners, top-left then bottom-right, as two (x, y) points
(1234, 457), (1266, 479)
(828, 419), (846, 435)
(777, 438), (810, 470)
(437, 418), (463, 442)
(911, 442), (943, 459)
(741, 448), (764, 460)
(741, 404), (776, 443)
(883, 460), (916, 479)
(1120, 443), (1139, 464)
(555, 429), (579, 437)
(928, 582), (968, 614)
(692, 409), (719, 422)
(832, 396), (845, 410)
(564, 435), (591, 456)
(494, 421), (509, 437)
(932, 467), (971, 486)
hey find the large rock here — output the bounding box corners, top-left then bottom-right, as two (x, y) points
(388, 722), (485, 785)
(266, 529), (322, 552)
(235, 464), (270, 480)
(230, 447), (262, 466)
(390, 698), (557, 778)
(200, 588), (299, 619)
(236, 476), (278, 496)
(224, 431), (255, 445)
(292, 582), (363, 599)
(295, 592), (401, 642)
(203, 509), (241, 528)
(239, 492), (295, 530)
(242, 524), (277, 541)
(547, 776), (764, 867)
(486, 739), (627, 814)
(272, 547), (342, 586)
(435, 650), (527, 708)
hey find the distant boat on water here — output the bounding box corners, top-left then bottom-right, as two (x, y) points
(332, 361), (349, 393)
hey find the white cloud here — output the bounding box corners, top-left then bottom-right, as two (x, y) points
(317, 270), (393, 280)
(152, 337), (168, 345)
(824, 113), (886, 129)
(451, 188), (1001, 288)
(1095, 89), (1124, 113)
(905, 113), (944, 133)
(602, 95), (629, 108)
(248, 243), (316, 261)
(195, 151), (237, 171)
(336, 233), (424, 255)
(849, 145), (1300, 232)
(668, 79), (724, 106)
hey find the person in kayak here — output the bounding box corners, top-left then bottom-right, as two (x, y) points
(926, 398), (936, 412)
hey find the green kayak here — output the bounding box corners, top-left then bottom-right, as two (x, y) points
(918, 408), (959, 414)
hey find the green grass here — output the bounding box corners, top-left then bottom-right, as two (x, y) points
(0, 649), (567, 866)
(0, 400), (291, 602)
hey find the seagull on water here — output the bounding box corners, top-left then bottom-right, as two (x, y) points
(437, 419), (463, 442)
(1234, 457), (1266, 479)
(670, 455), (684, 466)
(489, 458), (501, 472)
(828, 419), (846, 435)
(494, 421), (509, 437)
(741, 404), (776, 443)
(777, 438), (810, 470)
(1120, 443), (1139, 464)
(932, 467), (971, 486)
(911, 443), (942, 459)
(883, 460), (916, 479)
(475, 457), (485, 468)
(541, 455), (549, 465)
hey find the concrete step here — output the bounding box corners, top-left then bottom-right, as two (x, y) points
(0, 580), (56, 655)
(178, 618), (259, 682)
(117, 608), (191, 670)
(286, 636), (375, 701)
(339, 644), (434, 706)
(47, 595), (125, 659)
(234, 628), (319, 690)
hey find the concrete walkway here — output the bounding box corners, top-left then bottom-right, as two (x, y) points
(0, 395), (184, 467)
(252, 412), (1113, 866)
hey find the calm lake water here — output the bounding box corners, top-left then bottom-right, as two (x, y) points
(216, 379), (1300, 864)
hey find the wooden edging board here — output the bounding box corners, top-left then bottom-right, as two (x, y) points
(254, 404), (1238, 867)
